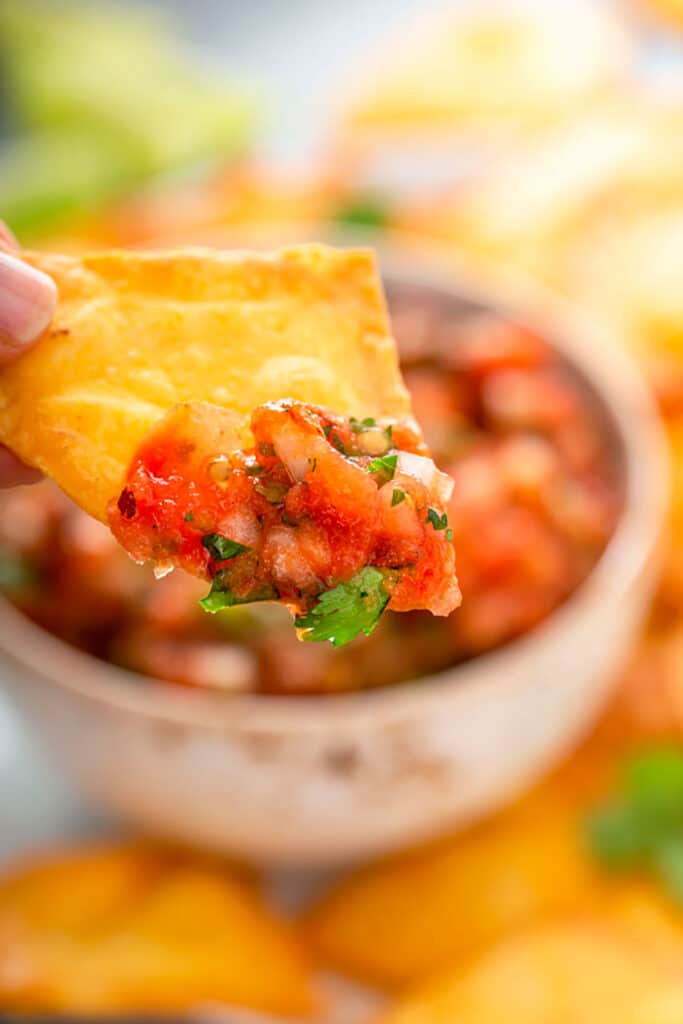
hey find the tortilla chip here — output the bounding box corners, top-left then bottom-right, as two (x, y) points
(346, 3), (631, 133)
(304, 791), (599, 989)
(0, 842), (316, 1015)
(0, 246), (409, 521)
(378, 919), (683, 1024)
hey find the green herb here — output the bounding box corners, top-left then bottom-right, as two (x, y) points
(391, 488), (406, 507)
(201, 534), (251, 561)
(586, 801), (643, 869)
(330, 432), (346, 455)
(586, 747), (683, 903)
(323, 424), (333, 438)
(183, 511), (194, 523)
(446, 528), (454, 543)
(334, 196), (392, 231)
(655, 839), (683, 904)
(627, 747), (683, 827)
(350, 416), (377, 433)
(200, 578), (238, 613)
(368, 453), (398, 485)
(426, 508), (449, 531)
(385, 424), (393, 445)
(295, 567), (390, 647)
(258, 442), (276, 458)
(200, 572), (276, 613)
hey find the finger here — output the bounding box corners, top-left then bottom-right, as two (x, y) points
(0, 251), (57, 357)
(0, 446), (42, 487)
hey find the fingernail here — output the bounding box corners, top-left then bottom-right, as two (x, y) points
(0, 252), (57, 348)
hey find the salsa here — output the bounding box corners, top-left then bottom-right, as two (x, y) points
(108, 399), (459, 646)
(0, 284), (621, 694)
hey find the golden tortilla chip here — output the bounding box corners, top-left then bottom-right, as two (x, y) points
(0, 246), (409, 521)
(0, 842), (315, 1015)
(304, 792), (599, 988)
(346, 3), (631, 133)
(378, 919), (683, 1024)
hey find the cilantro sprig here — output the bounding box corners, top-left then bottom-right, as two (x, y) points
(391, 488), (406, 507)
(586, 747), (683, 903)
(295, 567), (390, 647)
(426, 508), (449, 531)
(201, 534), (251, 562)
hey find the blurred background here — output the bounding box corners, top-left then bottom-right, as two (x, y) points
(5, 0), (683, 1020)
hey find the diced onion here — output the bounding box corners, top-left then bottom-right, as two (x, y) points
(396, 452), (454, 502)
(274, 428), (311, 482)
(153, 562), (175, 580)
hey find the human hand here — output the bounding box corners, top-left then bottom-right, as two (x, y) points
(0, 223), (57, 486)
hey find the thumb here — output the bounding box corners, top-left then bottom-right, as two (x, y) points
(0, 250), (57, 359)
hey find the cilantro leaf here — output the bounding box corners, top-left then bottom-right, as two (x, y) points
(391, 488), (406, 507)
(350, 416), (377, 433)
(626, 748), (683, 830)
(201, 534), (251, 561)
(426, 508), (449, 531)
(295, 567), (390, 647)
(329, 431), (347, 454)
(200, 572), (275, 613)
(368, 453), (398, 484)
(183, 511), (194, 523)
(585, 801), (645, 869)
(654, 838), (683, 905)
(200, 579), (240, 613)
(584, 747), (683, 903)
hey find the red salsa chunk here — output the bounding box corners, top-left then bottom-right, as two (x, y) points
(108, 400), (460, 646)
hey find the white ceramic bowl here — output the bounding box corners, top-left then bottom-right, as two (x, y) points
(0, 262), (668, 866)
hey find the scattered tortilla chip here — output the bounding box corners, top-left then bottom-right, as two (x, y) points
(0, 842), (315, 1015)
(346, 2), (631, 133)
(0, 246), (409, 521)
(304, 792), (599, 988)
(378, 919), (683, 1024)
(305, 706), (683, 991)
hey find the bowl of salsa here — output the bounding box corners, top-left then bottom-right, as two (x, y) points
(0, 262), (667, 863)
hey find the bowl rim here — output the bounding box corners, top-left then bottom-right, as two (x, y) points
(0, 247), (670, 730)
